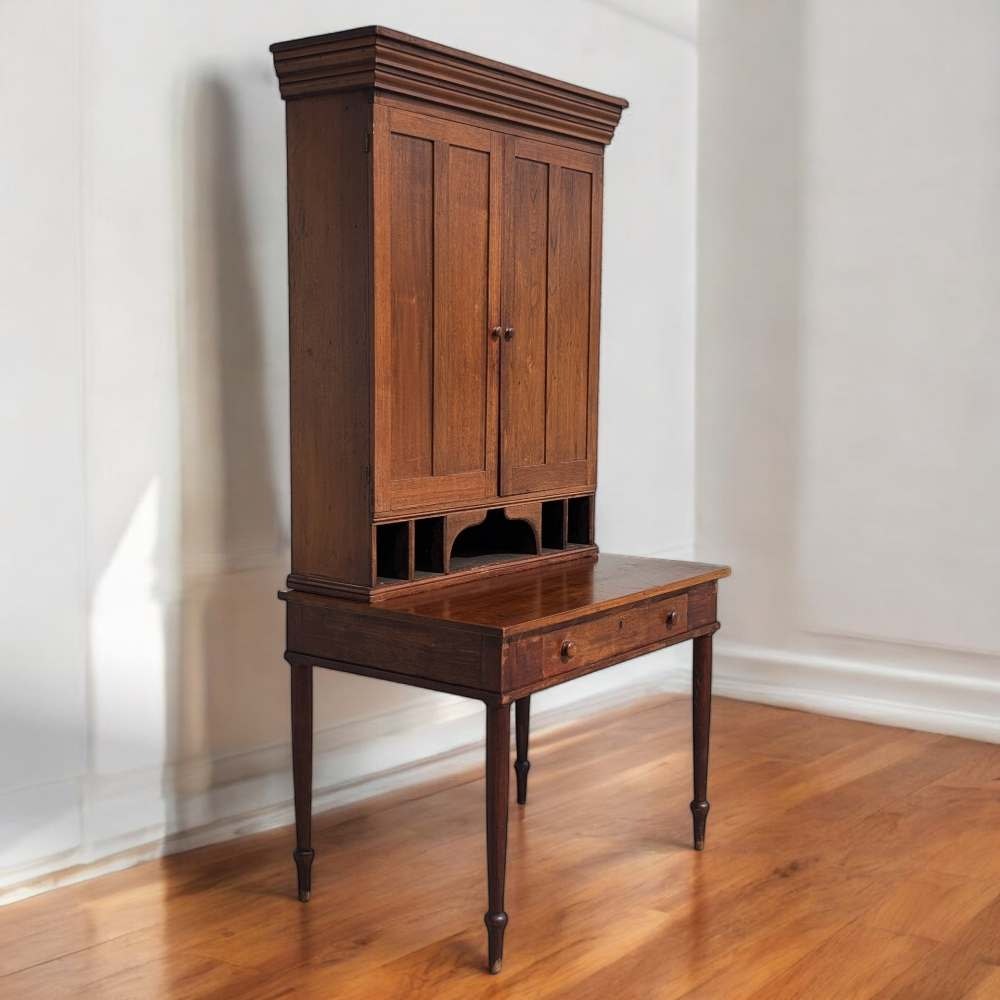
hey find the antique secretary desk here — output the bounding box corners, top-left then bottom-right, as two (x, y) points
(270, 25), (730, 974)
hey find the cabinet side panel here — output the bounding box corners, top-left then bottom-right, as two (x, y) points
(287, 93), (373, 586)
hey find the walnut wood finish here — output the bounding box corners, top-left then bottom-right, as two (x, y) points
(270, 25), (628, 145)
(290, 663), (314, 901)
(374, 553), (726, 635)
(514, 696), (532, 806)
(440, 503), (542, 573)
(281, 553), (730, 972)
(484, 704), (511, 974)
(374, 108), (501, 513)
(537, 591), (688, 682)
(269, 24), (731, 978)
(281, 554), (729, 698)
(6, 700), (999, 998)
(284, 598), (501, 691)
(501, 139), (602, 496)
(284, 90), (372, 590)
(691, 634), (712, 851)
(272, 26), (626, 602)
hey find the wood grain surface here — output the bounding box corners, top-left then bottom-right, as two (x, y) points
(368, 552), (729, 634)
(2, 696), (998, 998)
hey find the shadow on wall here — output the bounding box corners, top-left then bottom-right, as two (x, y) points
(169, 73), (287, 830)
(162, 70), (445, 852)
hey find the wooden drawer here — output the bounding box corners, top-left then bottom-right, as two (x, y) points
(540, 593), (689, 680)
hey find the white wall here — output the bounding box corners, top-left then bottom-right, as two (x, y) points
(0, 0), (697, 900)
(698, 0), (1000, 741)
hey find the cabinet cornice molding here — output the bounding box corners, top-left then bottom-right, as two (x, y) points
(270, 25), (628, 145)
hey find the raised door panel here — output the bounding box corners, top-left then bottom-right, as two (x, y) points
(374, 108), (502, 514)
(500, 137), (603, 496)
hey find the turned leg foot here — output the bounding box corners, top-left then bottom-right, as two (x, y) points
(514, 696), (531, 805)
(484, 703), (511, 973)
(690, 800), (710, 852)
(290, 660), (315, 900)
(691, 634), (713, 851)
(293, 847), (315, 902)
(484, 910), (508, 974)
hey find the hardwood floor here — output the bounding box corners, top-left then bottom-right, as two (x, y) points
(1, 695), (999, 999)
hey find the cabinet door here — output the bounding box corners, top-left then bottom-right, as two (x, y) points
(373, 108), (502, 514)
(500, 137), (603, 496)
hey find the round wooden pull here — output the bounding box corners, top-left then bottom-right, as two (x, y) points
(665, 610), (678, 628)
(560, 640), (577, 660)
(503, 327), (515, 341)
(490, 326), (502, 340)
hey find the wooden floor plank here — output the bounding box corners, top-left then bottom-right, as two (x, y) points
(0, 695), (998, 1000)
(745, 920), (932, 1000)
(961, 963), (1000, 999)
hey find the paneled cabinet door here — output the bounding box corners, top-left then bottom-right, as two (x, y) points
(373, 108), (502, 514)
(500, 137), (603, 496)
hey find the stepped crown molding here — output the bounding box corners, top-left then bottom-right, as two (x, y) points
(270, 25), (628, 145)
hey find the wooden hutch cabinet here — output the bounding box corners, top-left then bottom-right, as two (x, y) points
(271, 25), (730, 976)
(273, 25), (624, 602)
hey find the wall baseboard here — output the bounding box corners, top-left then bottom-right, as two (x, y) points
(713, 641), (1000, 745)
(0, 651), (684, 906)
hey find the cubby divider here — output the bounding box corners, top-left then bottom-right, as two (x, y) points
(374, 495), (594, 589)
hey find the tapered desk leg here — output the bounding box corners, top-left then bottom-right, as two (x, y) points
(291, 662), (315, 901)
(690, 634), (713, 851)
(484, 703), (511, 974)
(514, 696), (531, 805)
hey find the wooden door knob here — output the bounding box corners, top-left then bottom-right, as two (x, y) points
(503, 327), (515, 341)
(490, 326), (502, 340)
(665, 610), (678, 628)
(560, 640), (577, 660)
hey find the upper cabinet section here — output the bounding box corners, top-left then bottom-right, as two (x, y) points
(272, 26), (627, 594)
(270, 25), (628, 146)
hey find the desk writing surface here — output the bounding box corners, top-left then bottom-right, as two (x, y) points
(284, 554), (729, 637)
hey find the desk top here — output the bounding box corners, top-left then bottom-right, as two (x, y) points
(282, 553), (730, 638)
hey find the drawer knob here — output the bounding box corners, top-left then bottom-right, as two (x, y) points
(665, 610), (679, 628)
(560, 640), (577, 660)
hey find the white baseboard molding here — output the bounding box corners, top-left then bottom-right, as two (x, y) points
(0, 650), (684, 906)
(714, 642), (1000, 745)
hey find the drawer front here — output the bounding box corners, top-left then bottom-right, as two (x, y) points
(541, 593), (689, 680)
